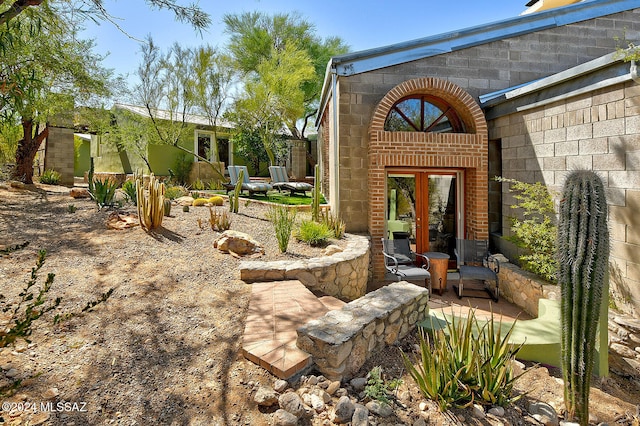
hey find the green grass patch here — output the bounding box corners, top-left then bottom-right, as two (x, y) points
(208, 190), (325, 206)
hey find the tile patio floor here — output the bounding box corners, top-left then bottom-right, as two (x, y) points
(241, 276), (530, 379)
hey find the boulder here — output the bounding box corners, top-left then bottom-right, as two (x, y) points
(106, 212), (139, 230)
(214, 230), (264, 258)
(254, 386), (278, 407)
(70, 187), (90, 198)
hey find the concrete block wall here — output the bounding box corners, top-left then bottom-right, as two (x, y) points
(490, 81), (640, 317)
(44, 127), (75, 186)
(328, 8), (639, 235)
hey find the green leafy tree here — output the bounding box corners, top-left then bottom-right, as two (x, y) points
(231, 43), (314, 165)
(223, 11), (349, 163)
(1, 7), (111, 183)
(133, 38), (226, 179)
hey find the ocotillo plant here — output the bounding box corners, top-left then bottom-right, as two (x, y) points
(557, 170), (609, 426)
(312, 164), (321, 222)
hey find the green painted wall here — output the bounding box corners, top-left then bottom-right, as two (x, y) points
(74, 138), (91, 177)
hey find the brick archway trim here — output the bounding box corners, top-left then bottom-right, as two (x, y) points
(367, 78), (489, 282)
(369, 77), (486, 135)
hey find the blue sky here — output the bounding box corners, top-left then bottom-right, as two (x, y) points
(81, 1), (528, 82)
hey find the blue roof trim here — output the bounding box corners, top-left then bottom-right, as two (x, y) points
(331, 0), (638, 76)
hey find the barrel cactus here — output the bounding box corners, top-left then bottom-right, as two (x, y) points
(557, 170), (609, 425)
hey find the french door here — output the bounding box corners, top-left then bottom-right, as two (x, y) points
(387, 170), (463, 268)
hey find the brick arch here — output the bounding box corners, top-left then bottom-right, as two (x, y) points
(367, 78), (489, 282)
(369, 77), (486, 135)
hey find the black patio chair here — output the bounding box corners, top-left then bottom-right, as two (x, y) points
(381, 238), (431, 292)
(454, 239), (500, 301)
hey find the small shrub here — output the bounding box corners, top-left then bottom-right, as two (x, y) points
(191, 179), (205, 190)
(321, 210), (346, 239)
(192, 198), (208, 207)
(208, 206), (232, 231)
(67, 204), (77, 213)
(168, 151), (193, 186)
(364, 366), (399, 405)
(191, 191), (202, 200)
(295, 220), (332, 247)
(496, 177), (557, 282)
(267, 205), (298, 253)
(207, 180), (222, 190)
(402, 309), (524, 411)
(0, 250), (60, 348)
(121, 180), (137, 205)
(208, 196), (223, 206)
(89, 178), (118, 209)
(39, 169), (61, 185)
(164, 185), (188, 200)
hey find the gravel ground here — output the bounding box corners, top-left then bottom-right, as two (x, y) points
(1, 182), (639, 426)
(0, 183), (336, 425)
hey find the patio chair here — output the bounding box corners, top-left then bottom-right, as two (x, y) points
(226, 165), (272, 196)
(268, 166), (313, 196)
(454, 239), (500, 301)
(381, 238), (431, 292)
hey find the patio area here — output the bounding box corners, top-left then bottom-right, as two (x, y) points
(241, 275), (531, 379)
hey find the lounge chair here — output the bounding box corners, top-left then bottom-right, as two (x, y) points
(268, 166), (313, 196)
(381, 237), (431, 292)
(225, 165), (272, 196)
(454, 239), (500, 301)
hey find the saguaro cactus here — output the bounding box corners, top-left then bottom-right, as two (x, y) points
(557, 170), (609, 425)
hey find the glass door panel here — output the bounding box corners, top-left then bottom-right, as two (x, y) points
(387, 171), (461, 268)
(387, 174), (416, 248)
(427, 175), (457, 262)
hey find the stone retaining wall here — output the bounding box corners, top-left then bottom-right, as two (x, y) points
(240, 234), (370, 301)
(296, 281), (429, 381)
(498, 262), (559, 317)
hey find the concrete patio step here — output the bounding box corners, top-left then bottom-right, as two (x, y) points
(241, 280), (345, 379)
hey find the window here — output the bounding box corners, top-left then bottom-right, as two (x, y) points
(384, 95), (465, 133)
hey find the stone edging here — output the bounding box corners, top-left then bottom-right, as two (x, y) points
(296, 281), (429, 381)
(498, 262), (559, 317)
(239, 234), (370, 301)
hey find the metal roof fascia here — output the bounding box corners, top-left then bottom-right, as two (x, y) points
(330, 0), (638, 77)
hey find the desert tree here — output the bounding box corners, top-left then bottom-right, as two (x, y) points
(0, 0), (210, 30)
(192, 46), (235, 164)
(0, 7), (111, 183)
(223, 11), (349, 165)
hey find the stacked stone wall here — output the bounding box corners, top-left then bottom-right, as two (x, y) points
(239, 234), (369, 301)
(498, 262), (560, 317)
(296, 281), (429, 381)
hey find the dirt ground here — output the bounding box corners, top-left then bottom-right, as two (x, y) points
(0, 182), (639, 426)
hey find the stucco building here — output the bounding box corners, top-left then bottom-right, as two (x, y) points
(316, 0), (640, 315)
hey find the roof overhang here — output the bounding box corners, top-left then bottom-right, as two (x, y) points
(481, 51), (634, 120)
(316, 0), (639, 126)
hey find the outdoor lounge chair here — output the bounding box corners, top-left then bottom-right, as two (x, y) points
(381, 238), (431, 292)
(226, 165), (272, 196)
(268, 166), (313, 196)
(454, 239), (500, 301)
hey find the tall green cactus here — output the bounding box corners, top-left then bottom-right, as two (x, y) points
(557, 170), (609, 426)
(312, 164), (321, 222)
